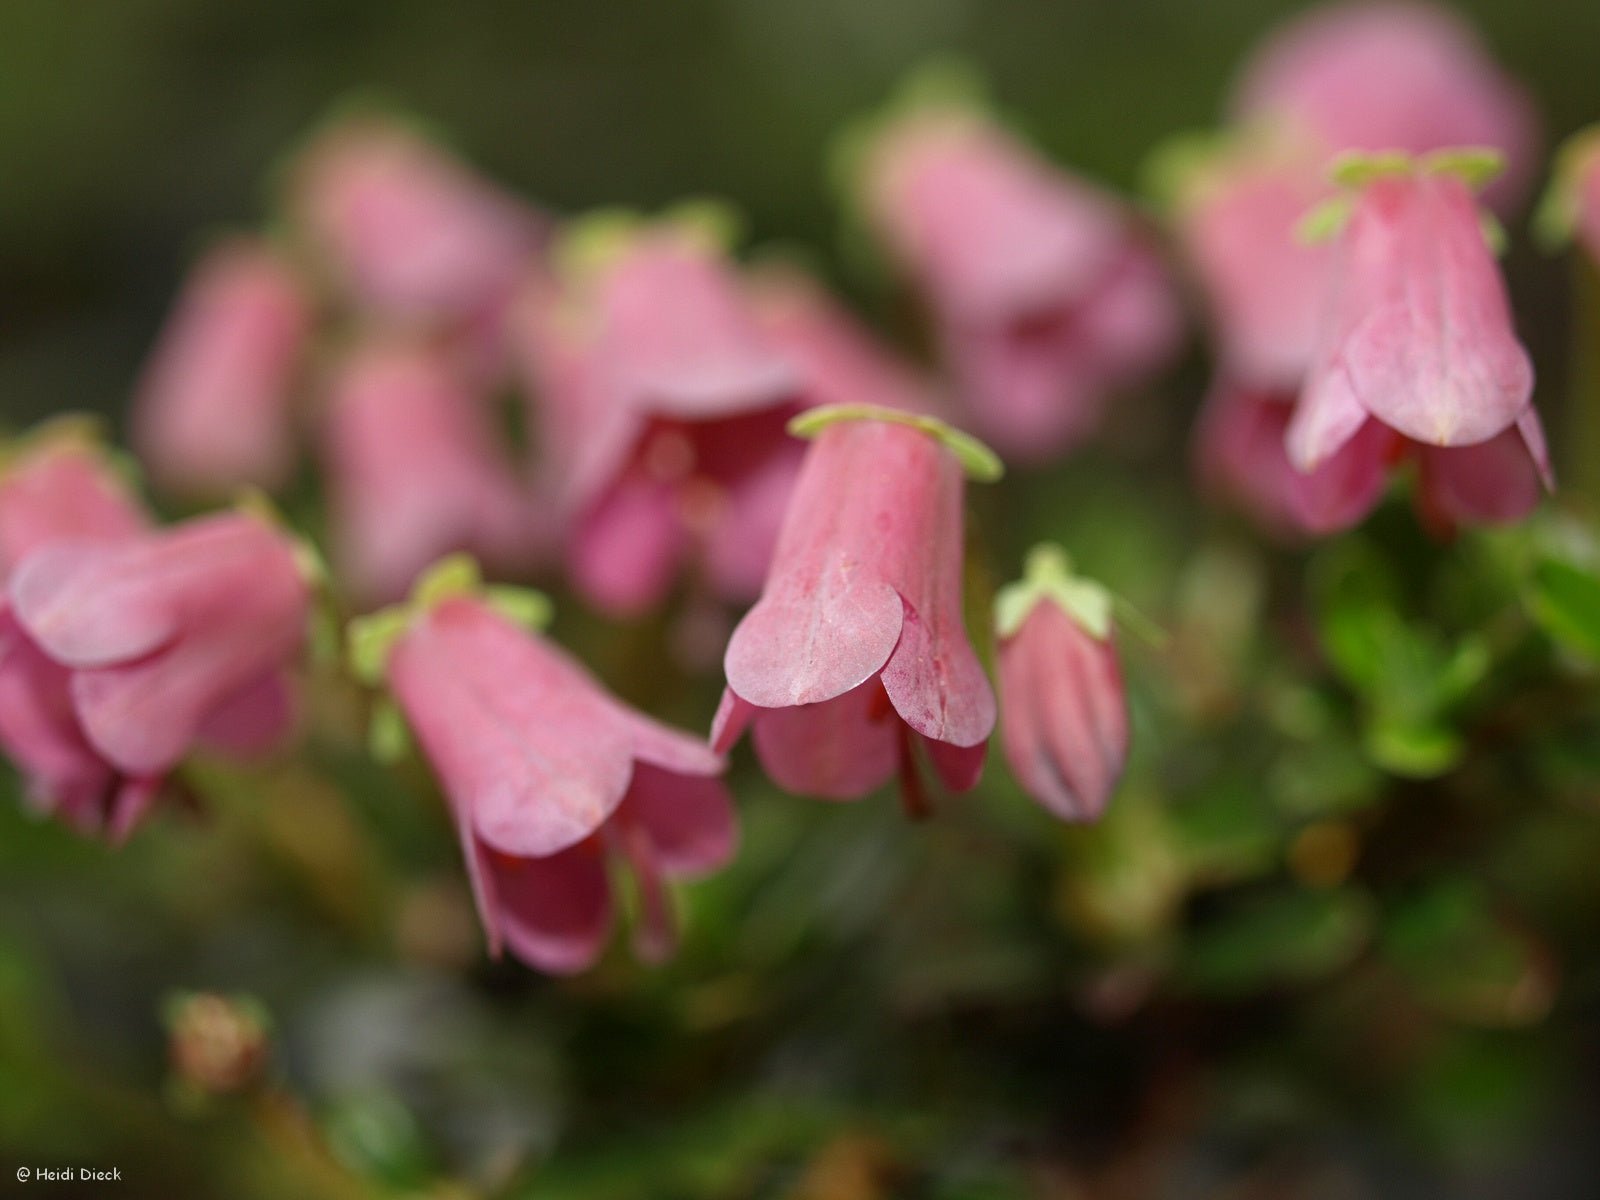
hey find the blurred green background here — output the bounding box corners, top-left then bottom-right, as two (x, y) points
(4, 1), (1600, 1197)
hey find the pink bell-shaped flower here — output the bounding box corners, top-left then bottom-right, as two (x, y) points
(993, 546), (1129, 822)
(1231, 1), (1539, 212)
(854, 98), (1181, 461)
(349, 557), (736, 974)
(1286, 152), (1550, 534)
(133, 237), (312, 498)
(5, 505), (311, 838)
(322, 337), (541, 608)
(712, 406), (999, 814)
(0, 426), (153, 837)
(1536, 125), (1600, 266)
(513, 213), (807, 615)
(287, 112), (543, 336)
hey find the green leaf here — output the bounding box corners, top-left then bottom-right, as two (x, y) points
(1180, 887), (1374, 996)
(1529, 558), (1600, 660)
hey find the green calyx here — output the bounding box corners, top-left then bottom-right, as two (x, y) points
(553, 200), (744, 286)
(787, 404), (1004, 483)
(994, 543), (1114, 640)
(345, 553), (553, 687)
(1300, 147), (1508, 246)
(1534, 124), (1600, 251)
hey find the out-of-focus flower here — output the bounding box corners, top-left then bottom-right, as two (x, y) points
(1287, 152), (1549, 535)
(713, 406), (999, 814)
(322, 337), (540, 608)
(513, 213), (806, 615)
(1195, 381), (1396, 537)
(993, 545), (1128, 822)
(0, 426), (152, 837)
(749, 263), (942, 417)
(349, 557), (736, 974)
(1164, 137), (1334, 391)
(1535, 125), (1600, 263)
(852, 97), (1181, 461)
(287, 112), (543, 340)
(132, 238), (312, 498)
(6, 509), (312, 839)
(1230, 1), (1539, 212)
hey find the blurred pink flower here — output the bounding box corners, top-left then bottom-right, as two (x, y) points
(5, 509), (309, 838)
(1231, 1), (1539, 212)
(0, 432), (153, 838)
(713, 408), (997, 813)
(1169, 144), (1334, 391)
(1287, 161), (1550, 535)
(323, 338), (542, 608)
(993, 547), (1128, 823)
(514, 222), (805, 615)
(1195, 381), (1396, 537)
(750, 264), (943, 418)
(361, 572), (735, 974)
(288, 113), (543, 341)
(859, 108), (1181, 461)
(133, 238), (312, 497)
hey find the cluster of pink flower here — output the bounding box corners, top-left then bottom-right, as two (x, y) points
(3, 2), (1597, 976)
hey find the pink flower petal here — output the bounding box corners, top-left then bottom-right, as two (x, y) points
(389, 599), (634, 858)
(750, 680), (899, 800)
(619, 765), (738, 877)
(195, 669), (297, 759)
(484, 841), (615, 975)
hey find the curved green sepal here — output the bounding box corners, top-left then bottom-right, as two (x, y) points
(552, 208), (645, 283)
(1329, 151), (1414, 190)
(994, 543), (1114, 640)
(484, 584), (554, 633)
(1533, 124), (1600, 251)
(412, 552), (482, 609)
(346, 608), (411, 687)
(368, 699), (413, 765)
(1420, 146), (1505, 189)
(0, 414), (111, 470)
(1296, 195), (1355, 245)
(787, 404), (1004, 483)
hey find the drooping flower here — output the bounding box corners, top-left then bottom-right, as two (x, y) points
(852, 94), (1181, 461)
(1230, 1), (1539, 212)
(712, 406), (999, 813)
(349, 557), (736, 974)
(0, 426), (152, 836)
(286, 112), (543, 350)
(132, 238), (312, 498)
(993, 546), (1128, 822)
(1286, 152), (1550, 535)
(4, 506), (310, 838)
(512, 212), (807, 615)
(321, 337), (541, 608)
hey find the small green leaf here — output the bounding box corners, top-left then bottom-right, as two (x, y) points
(1529, 558), (1600, 660)
(787, 403), (1004, 483)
